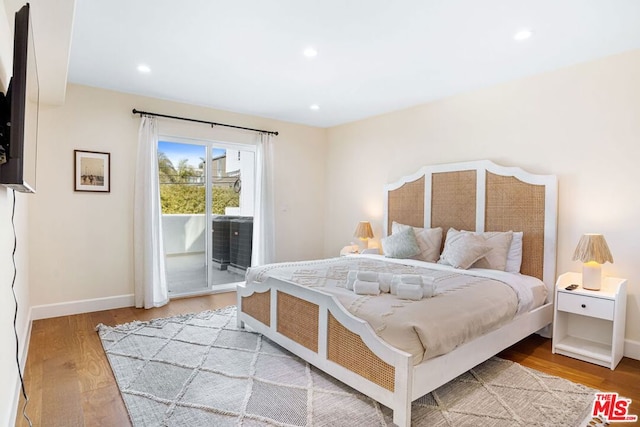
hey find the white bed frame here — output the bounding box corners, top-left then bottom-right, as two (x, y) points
(237, 160), (558, 426)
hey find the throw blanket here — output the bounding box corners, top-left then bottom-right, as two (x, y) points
(246, 255), (546, 365)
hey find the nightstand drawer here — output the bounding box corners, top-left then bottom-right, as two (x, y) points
(557, 292), (614, 320)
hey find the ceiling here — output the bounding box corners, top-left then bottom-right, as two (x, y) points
(11, 1), (640, 128)
(3, 0), (75, 104)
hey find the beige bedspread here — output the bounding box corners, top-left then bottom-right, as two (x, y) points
(246, 256), (546, 365)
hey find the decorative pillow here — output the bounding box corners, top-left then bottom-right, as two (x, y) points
(438, 228), (493, 269)
(381, 227), (421, 259)
(505, 231), (523, 273)
(471, 231), (514, 271)
(391, 222), (442, 263)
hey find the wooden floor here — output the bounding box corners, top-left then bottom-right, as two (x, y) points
(15, 292), (640, 426)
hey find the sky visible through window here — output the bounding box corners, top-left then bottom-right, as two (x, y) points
(158, 140), (226, 167)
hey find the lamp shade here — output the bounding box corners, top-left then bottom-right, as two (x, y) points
(572, 234), (613, 264)
(353, 221), (374, 240)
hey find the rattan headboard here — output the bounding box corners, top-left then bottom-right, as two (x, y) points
(383, 160), (558, 288)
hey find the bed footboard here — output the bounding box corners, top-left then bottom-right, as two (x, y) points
(237, 278), (413, 427)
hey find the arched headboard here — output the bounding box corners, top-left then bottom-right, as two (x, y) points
(383, 160), (558, 288)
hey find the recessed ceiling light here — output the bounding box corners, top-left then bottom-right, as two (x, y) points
(137, 64), (151, 73)
(309, 104), (320, 111)
(513, 29), (533, 41)
(303, 47), (318, 58)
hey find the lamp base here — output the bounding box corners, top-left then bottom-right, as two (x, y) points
(357, 238), (370, 253)
(582, 262), (602, 290)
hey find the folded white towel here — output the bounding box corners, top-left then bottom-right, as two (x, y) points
(378, 273), (394, 293)
(421, 276), (435, 298)
(346, 270), (389, 291)
(353, 279), (381, 296)
(396, 283), (423, 301)
(391, 274), (422, 294)
(399, 274), (422, 285)
(357, 271), (378, 282)
(422, 282), (435, 298)
(346, 270), (358, 290)
(390, 275), (401, 295)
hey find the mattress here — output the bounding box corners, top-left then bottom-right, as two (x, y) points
(246, 254), (547, 365)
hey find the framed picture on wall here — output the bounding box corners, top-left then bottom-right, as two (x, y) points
(74, 150), (110, 192)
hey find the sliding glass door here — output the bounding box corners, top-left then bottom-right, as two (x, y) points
(158, 137), (256, 296)
(211, 148), (255, 282)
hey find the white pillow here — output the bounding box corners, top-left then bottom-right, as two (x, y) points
(470, 231), (514, 271)
(438, 228), (493, 269)
(505, 231), (523, 273)
(381, 227), (421, 259)
(391, 222), (442, 263)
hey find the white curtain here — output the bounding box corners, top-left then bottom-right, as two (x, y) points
(134, 116), (169, 308)
(252, 133), (276, 266)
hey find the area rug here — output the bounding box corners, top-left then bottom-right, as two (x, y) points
(97, 306), (599, 426)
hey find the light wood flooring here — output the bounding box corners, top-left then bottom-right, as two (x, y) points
(15, 292), (640, 426)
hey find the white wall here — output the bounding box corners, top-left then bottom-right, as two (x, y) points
(0, 190), (31, 427)
(29, 84), (327, 308)
(0, 3), (32, 425)
(225, 148), (255, 216)
(324, 49), (640, 351)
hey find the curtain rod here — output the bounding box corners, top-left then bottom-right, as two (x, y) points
(131, 108), (279, 136)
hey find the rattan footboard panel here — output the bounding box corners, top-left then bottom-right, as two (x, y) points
(241, 290), (271, 327)
(327, 313), (395, 391)
(277, 292), (319, 353)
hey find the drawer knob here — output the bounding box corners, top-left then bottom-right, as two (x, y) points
(581, 304), (586, 308)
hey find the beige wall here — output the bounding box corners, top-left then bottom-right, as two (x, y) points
(29, 84), (326, 307)
(324, 49), (640, 346)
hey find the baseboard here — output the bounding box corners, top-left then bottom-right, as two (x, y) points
(20, 307), (32, 371)
(31, 294), (135, 320)
(624, 339), (640, 361)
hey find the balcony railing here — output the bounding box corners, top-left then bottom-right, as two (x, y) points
(162, 214), (206, 255)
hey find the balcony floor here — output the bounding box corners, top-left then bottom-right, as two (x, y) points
(165, 252), (245, 295)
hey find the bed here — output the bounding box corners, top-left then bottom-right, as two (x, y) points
(236, 159), (558, 426)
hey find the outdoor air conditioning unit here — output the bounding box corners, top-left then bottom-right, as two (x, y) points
(212, 215), (240, 270)
(230, 217), (253, 271)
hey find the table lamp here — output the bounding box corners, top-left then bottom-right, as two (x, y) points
(572, 234), (613, 291)
(353, 221), (374, 252)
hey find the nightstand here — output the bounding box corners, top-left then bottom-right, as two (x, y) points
(552, 272), (627, 370)
(339, 247), (379, 256)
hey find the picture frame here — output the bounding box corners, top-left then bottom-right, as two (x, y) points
(74, 150), (110, 192)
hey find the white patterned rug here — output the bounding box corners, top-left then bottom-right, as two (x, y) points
(97, 306), (599, 426)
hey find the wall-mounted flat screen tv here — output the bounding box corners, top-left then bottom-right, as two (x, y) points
(0, 3), (39, 193)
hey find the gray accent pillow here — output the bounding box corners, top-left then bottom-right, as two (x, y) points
(381, 227), (421, 259)
(391, 222), (442, 263)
